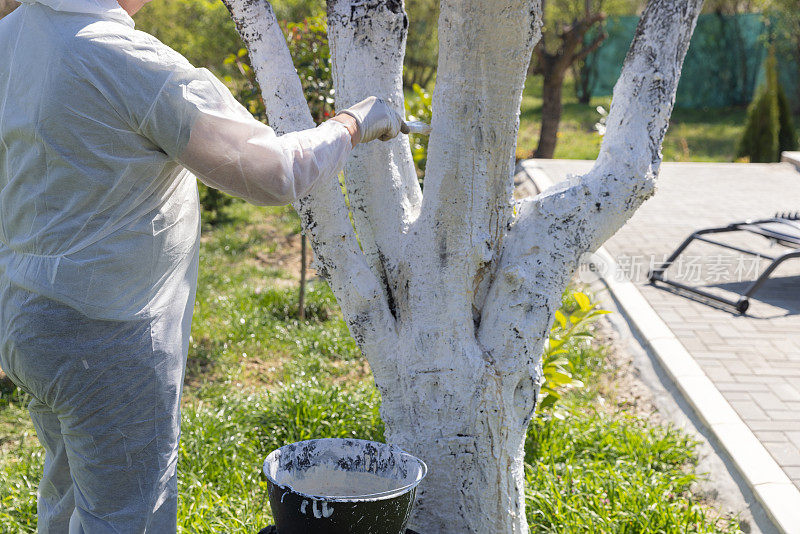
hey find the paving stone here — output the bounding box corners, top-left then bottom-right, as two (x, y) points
(784, 400), (800, 411)
(735, 375), (790, 385)
(722, 360), (753, 375)
(762, 441), (800, 467)
(769, 411), (800, 421)
(704, 366), (734, 382)
(750, 391), (789, 411)
(679, 337), (709, 352)
(715, 381), (770, 392)
(785, 466), (800, 483)
(728, 399), (769, 420)
(755, 430), (790, 442)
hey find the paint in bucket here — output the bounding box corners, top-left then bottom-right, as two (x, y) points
(263, 438), (427, 534)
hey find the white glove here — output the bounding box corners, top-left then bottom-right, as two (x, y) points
(337, 96), (410, 143)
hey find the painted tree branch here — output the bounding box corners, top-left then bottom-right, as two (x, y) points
(222, 0), (400, 385)
(327, 0), (422, 314)
(410, 0), (541, 328)
(548, 0), (703, 251)
(575, 24), (606, 63)
(480, 0), (704, 369)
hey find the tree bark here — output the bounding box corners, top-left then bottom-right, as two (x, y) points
(382, 351), (534, 532)
(327, 0), (422, 315)
(221, 0), (704, 531)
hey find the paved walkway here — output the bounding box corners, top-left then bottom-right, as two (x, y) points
(524, 159), (800, 490)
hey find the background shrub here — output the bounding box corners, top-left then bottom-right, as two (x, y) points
(737, 49), (797, 162)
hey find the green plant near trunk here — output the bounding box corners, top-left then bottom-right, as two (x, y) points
(736, 48), (797, 162)
(538, 290), (610, 411)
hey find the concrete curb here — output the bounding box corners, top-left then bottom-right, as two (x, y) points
(520, 159), (800, 534)
(781, 151), (800, 171)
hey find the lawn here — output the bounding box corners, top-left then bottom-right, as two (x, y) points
(0, 201), (743, 532)
(516, 76), (800, 163)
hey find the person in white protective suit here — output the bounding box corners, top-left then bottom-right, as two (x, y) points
(0, 0), (410, 530)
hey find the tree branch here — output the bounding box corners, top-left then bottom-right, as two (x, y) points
(409, 0), (541, 330)
(574, 26), (606, 63)
(222, 0), (400, 384)
(327, 0), (422, 318)
(479, 0), (704, 370)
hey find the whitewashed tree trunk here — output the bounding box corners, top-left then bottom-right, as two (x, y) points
(222, 0), (704, 531)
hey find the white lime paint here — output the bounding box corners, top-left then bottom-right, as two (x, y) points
(222, 0), (704, 531)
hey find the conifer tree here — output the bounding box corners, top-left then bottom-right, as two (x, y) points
(737, 48), (797, 162)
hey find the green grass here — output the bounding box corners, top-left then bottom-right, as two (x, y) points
(0, 389), (41, 532)
(526, 290), (738, 533)
(188, 203), (364, 392)
(0, 202), (740, 533)
(526, 412), (735, 533)
(517, 75), (800, 162)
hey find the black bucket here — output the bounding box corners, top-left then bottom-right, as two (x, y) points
(263, 438), (427, 534)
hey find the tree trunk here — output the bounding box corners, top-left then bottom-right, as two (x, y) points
(795, 40), (800, 114)
(534, 67), (567, 158)
(221, 0), (704, 531)
(573, 60), (593, 105)
(380, 349), (535, 532)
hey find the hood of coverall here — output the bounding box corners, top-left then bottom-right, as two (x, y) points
(17, 0), (133, 26)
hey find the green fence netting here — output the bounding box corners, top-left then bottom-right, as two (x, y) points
(584, 14), (799, 109)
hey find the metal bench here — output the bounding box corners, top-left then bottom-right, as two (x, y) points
(648, 213), (800, 313)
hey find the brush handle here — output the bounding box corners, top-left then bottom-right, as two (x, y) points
(405, 121), (432, 135)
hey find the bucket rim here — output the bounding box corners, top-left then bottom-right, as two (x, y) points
(262, 438), (428, 502)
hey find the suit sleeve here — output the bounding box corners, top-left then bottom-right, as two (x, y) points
(138, 66), (352, 205)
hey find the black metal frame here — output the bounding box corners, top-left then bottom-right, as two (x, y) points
(648, 217), (800, 314)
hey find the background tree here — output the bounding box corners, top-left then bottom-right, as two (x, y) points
(531, 0), (607, 159)
(224, 0), (703, 531)
(777, 77), (798, 153)
(531, 0), (642, 159)
(768, 0), (800, 111)
(736, 48), (797, 162)
(702, 0), (767, 13)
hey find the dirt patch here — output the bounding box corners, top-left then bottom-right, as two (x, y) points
(329, 358), (372, 386)
(246, 224), (318, 288)
(238, 352), (292, 390)
(593, 319), (662, 422)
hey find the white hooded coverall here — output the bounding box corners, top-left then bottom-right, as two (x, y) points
(0, 0), (353, 531)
